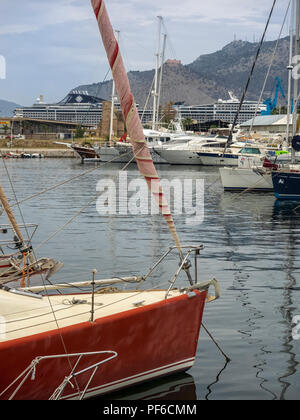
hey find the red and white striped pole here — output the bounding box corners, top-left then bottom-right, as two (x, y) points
(91, 0), (182, 254)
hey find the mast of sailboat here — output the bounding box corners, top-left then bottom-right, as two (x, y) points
(109, 30), (120, 146)
(0, 185), (24, 245)
(292, 0), (300, 163)
(156, 33), (167, 127)
(286, 0), (295, 150)
(152, 16), (162, 131)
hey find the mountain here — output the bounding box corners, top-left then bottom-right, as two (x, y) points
(73, 36), (290, 107)
(188, 37), (289, 101)
(0, 99), (22, 117)
(75, 65), (226, 108)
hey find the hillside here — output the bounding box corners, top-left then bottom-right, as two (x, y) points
(0, 99), (22, 117)
(188, 37), (289, 101)
(74, 36), (290, 107)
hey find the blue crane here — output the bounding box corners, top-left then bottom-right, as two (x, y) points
(261, 77), (286, 115)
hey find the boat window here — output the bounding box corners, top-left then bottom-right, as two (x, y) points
(204, 142), (225, 148)
(148, 137), (153, 142)
(239, 147), (261, 155)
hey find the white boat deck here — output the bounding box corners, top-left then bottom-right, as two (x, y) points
(0, 288), (182, 343)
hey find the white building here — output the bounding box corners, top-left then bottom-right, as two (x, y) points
(240, 115), (294, 134)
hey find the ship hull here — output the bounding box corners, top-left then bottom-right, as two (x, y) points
(95, 145), (168, 164)
(154, 148), (201, 165)
(220, 167), (273, 192)
(272, 171), (300, 199)
(72, 145), (100, 161)
(197, 152), (239, 167)
(0, 290), (207, 400)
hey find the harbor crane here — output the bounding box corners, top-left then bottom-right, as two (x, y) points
(261, 77), (286, 115)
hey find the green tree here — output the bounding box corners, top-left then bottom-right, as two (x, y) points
(182, 117), (193, 130)
(2, 124), (9, 135)
(75, 125), (85, 138)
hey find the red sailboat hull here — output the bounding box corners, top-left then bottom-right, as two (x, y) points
(0, 290), (207, 400)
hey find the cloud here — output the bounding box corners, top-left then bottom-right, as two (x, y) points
(0, 24), (40, 36)
(0, 0), (93, 36)
(1, 0), (288, 34)
(106, 0), (288, 28)
(0, 0), (291, 105)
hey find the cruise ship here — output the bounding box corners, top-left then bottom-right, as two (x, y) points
(14, 92), (104, 128)
(178, 92), (267, 126)
(14, 92), (153, 128)
(14, 91), (267, 130)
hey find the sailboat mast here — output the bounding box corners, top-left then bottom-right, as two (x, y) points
(109, 30), (120, 146)
(0, 185), (24, 244)
(286, 0), (295, 149)
(292, 0), (300, 163)
(156, 33), (167, 127)
(152, 16), (162, 131)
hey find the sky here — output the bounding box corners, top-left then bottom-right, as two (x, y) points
(0, 0), (292, 106)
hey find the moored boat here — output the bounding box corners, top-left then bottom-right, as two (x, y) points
(55, 141), (101, 162)
(272, 165), (300, 199)
(219, 156), (274, 192)
(197, 145), (273, 167)
(153, 136), (224, 165)
(71, 144), (101, 162)
(0, 183), (62, 287)
(0, 0), (222, 400)
(0, 249), (220, 400)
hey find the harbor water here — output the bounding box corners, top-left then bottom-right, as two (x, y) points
(1, 158), (300, 400)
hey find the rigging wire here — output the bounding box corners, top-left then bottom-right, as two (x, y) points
(161, 19), (178, 60)
(223, 0), (278, 153)
(10, 149), (133, 209)
(33, 148), (142, 253)
(247, 0), (291, 137)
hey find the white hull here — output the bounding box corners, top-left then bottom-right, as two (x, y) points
(197, 152), (239, 167)
(154, 148), (201, 165)
(219, 167), (273, 191)
(96, 145), (168, 164)
(95, 146), (132, 163)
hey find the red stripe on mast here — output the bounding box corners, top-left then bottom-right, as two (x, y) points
(93, 0), (102, 18)
(110, 43), (119, 69)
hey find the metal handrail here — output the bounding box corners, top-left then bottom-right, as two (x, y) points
(0, 350), (118, 401)
(20, 244), (206, 301)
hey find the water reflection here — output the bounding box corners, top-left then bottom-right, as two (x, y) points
(98, 372), (197, 401)
(272, 201), (299, 400)
(205, 360), (230, 400)
(219, 193), (300, 400)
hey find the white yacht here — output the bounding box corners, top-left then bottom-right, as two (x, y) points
(153, 136), (225, 165)
(195, 133), (289, 166)
(219, 155), (273, 192)
(93, 129), (193, 164)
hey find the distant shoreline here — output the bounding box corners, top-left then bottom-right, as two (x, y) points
(0, 148), (77, 158)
